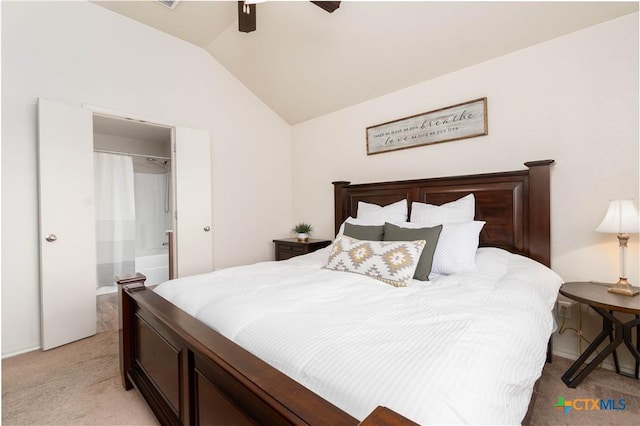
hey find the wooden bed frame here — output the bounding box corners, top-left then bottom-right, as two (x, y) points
(118, 160), (555, 425)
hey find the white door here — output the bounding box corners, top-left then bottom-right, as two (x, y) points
(174, 127), (213, 276)
(38, 98), (97, 350)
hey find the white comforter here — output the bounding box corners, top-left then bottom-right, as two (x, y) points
(154, 247), (563, 425)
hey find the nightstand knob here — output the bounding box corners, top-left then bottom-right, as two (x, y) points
(203, 226), (211, 232)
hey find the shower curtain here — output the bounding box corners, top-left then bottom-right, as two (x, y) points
(134, 172), (172, 255)
(94, 153), (136, 288)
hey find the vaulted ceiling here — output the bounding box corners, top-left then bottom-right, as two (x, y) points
(93, 1), (638, 124)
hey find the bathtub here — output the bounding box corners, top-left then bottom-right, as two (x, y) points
(135, 250), (169, 285)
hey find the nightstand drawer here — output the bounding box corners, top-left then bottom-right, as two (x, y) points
(277, 249), (302, 261)
(279, 244), (304, 254)
(273, 238), (331, 261)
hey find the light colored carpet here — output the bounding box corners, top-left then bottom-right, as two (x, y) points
(2, 330), (158, 425)
(2, 329), (638, 425)
(530, 356), (639, 425)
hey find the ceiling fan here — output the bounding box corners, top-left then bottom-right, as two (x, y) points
(238, 1), (341, 33)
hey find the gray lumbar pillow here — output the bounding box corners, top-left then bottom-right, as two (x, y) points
(383, 222), (443, 281)
(343, 222), (385, 241)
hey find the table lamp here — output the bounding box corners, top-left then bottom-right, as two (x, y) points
(595, 199), (640, 296)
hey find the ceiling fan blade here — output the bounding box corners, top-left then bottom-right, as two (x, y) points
(238, 1), (256, 33)
(311, 1), (341, 13)
(237, 1), (339, 34)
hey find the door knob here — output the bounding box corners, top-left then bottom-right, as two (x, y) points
(45, 234), (58, 242)
(203, 226), (210, 232)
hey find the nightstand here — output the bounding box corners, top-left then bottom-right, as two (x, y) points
(559, 281), (640, 388)
(273, 238), (331, 261)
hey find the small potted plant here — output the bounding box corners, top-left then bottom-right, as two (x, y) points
(292, 223), (313, 242)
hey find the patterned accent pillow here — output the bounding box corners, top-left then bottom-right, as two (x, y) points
(324, 235), (426, 287)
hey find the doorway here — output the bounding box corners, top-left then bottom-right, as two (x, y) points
(93, 114), (173, 291)
(92, 114), (173, 331)
(38, 98), (213, 349)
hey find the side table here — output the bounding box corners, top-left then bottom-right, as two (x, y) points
(559, 281), (640, 388)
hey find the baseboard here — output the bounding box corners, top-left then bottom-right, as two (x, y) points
(2, 345), (42, 359)
(552, 348), (636, 376)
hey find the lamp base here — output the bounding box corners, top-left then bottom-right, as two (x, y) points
(616, 277), (630, 285)
(608, 280), (640, 297)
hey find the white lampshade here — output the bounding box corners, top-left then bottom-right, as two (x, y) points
(595, 200), (640, 234)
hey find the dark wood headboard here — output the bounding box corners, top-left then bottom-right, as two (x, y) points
(333, 160), (555, 267)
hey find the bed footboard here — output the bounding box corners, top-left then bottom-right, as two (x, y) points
(117, 275), (414, 425)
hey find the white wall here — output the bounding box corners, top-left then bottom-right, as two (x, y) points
(292, 14), (639, 369)
(1, 2), (292, 355)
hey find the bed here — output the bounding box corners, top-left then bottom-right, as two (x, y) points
(118, 159), (559, 425)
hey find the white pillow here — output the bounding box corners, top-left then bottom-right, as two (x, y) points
(357, 199), (408, 223)
(431, 221), (485, 275)
(410, 194), (475, 226)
